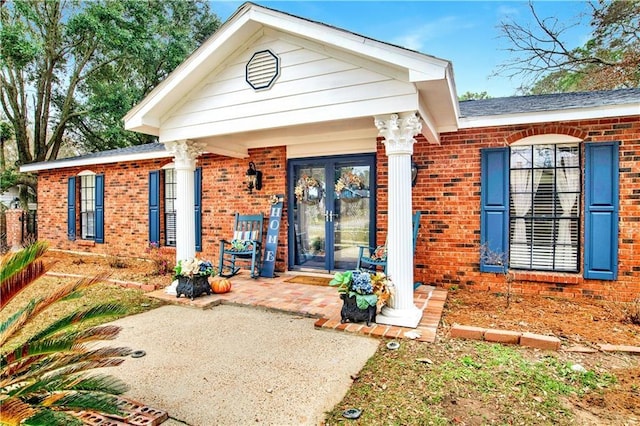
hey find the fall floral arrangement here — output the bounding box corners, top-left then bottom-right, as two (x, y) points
(294, 175), (322, 203)
(329, 270), (393, 309)
(173, 257), (216, 279)
(335, 172), (364, 192)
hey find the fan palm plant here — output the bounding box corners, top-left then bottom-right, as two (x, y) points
(1, 242), (132, 425)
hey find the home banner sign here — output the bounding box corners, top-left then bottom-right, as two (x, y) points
(260, 194), (283, 278)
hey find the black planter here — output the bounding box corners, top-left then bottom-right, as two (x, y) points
(340, 294), (377, 326)
(176, 275), (212, 300)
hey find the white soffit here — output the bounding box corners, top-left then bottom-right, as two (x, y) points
(198, 116), (377, 156)
(287, 139), (376, 158)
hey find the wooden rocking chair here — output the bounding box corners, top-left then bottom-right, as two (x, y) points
(219, 213), (264, 279)
(356, 211), (422, 274)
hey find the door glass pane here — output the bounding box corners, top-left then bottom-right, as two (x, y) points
(292, 166), (326, 268)
(333, 165), (371, 270)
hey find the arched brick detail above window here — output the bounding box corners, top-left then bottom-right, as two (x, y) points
(505, 126), (588, 145)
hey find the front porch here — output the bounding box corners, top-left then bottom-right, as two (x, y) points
(147, 272), (447, 343)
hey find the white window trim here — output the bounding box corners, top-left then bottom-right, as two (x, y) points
(510, 134), (582, 146)
(509, 136), (582, 272)
(79, 172), (97, 240)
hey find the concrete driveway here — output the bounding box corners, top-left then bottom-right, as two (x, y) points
(101, 305), (379, 425)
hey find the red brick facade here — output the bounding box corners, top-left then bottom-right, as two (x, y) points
(405, 116), (639, 301)
(36, 115), (639, 301)
(37, 147), (290, 272)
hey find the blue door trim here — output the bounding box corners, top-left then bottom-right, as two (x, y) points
(287, 154), (376, 272)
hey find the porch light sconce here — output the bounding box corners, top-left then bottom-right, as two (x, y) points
(411, 162), (419, 187)
(246, 162), (263, 194)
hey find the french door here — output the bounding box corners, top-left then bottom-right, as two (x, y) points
(288, 155), (376, 272)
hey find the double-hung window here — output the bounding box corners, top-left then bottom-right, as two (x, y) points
(67, 172), (104, 243)
(149, 167), (202, 251)
(80, 174), (96, 239)
(509, 144), (580, 272)
(481, 140), (619, 280)
(164, 168), (177, 247)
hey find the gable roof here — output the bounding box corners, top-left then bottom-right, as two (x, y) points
(123, 1), (458, 146)
(19, 4), (640, 173)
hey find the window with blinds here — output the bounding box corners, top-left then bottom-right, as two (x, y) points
(164, 169), (177, 247)
(80, 174), (96, 240)
(509, 144), (580, 272)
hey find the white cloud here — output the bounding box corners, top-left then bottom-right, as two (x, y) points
(496, 5), (520, 19)
(390, 16), (472, 51)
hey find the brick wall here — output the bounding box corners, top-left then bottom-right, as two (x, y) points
(198, 147), (288, 272)
(37, 147), (288, 271)
(398, 115), (639, 302)
(39, 158), (166, 257)
(36, 115), (639, 301)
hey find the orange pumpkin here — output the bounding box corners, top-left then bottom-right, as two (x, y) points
(211, 278), (232, 294)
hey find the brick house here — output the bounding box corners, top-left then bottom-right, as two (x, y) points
(21, 3), (640, 325)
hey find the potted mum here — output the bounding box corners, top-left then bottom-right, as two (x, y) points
(329, 270), (393, 326)
(174, 257), (216, 299)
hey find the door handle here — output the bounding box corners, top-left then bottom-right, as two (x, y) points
(325, 211), (334, 222)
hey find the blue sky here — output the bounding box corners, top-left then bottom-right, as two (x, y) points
(211, 1), (594, 97)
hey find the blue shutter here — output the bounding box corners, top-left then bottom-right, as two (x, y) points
(95, 174), (105, 244)
(67, 177), (76, 241)
(194, 167), (202, 252)
(584, 142), (619, 280)
(149, 171), (160, 245)
(480, 148), (509, 272)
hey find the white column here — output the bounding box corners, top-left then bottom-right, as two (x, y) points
(164, 140), (201, 295)
(374, 112), (423, 328)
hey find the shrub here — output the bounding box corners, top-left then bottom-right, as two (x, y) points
(1, 242), (131, 425)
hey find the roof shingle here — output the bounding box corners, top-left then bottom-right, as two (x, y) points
(459, 88), (640, 118)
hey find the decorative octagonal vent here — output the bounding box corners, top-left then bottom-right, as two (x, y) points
(246, 50), (280, 90)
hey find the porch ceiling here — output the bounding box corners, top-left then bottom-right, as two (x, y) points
(194, 116), (378, 159)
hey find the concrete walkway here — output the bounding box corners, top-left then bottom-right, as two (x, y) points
(101, 271), (447, 425)
(103, 304), (379, 425)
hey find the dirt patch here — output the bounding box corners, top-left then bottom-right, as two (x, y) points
(42, 249), (173, 290)
(442, 288), (640, 346)
(440, 289), (640, 424)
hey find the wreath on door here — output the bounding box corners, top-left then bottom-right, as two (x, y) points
(295, 175), (323, 205)
(336, 172), (364, 203)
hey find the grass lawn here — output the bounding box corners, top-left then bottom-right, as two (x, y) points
(324, 338), (633, 425)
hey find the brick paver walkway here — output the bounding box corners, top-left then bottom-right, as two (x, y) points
(147, 271), (447, 343)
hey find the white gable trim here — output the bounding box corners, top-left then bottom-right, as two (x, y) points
(124, 2), (453, 137)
